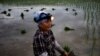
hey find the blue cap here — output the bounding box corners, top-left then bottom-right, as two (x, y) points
(33, 11), (52, 23)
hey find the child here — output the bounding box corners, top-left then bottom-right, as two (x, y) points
(33, 11), (68, 56)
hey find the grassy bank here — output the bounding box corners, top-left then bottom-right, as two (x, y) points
(0, 0), (100, 5)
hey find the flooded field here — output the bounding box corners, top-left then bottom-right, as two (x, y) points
(0, 4), (100, 56)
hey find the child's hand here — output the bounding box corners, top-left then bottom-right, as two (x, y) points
(63, 52), (68, 56)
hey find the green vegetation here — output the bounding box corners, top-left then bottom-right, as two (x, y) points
(63, 45), (70, 52)
(63, 45), (76, 56)
(64, 27), (74, 31)
(0, 0), (100, 5)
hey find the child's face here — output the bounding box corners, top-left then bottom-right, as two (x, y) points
(39, 19), (52, 31)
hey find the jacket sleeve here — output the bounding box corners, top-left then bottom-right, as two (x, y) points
(50, 30), (65, 54)
(54, 40), (65, 54)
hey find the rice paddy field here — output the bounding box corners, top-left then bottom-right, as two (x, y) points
(0, 0), (100, 56)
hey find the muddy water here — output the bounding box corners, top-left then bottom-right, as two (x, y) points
(0, 5), (100, 56)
